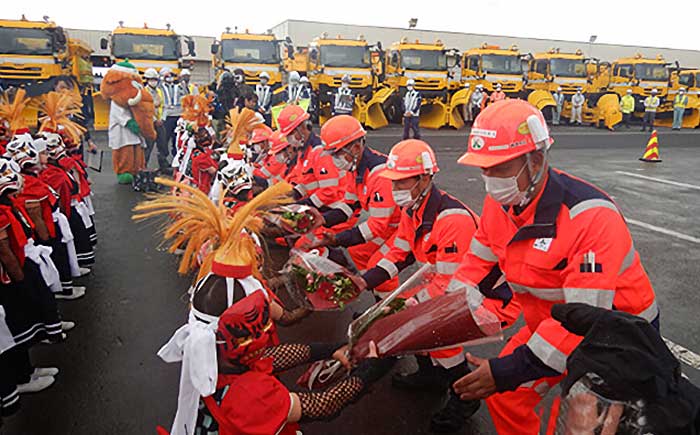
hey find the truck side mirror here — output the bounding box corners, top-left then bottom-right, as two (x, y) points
(187, 39), (196, 57)
(309, 49), (318, 62)
(210, 42), (219, 55)
(100, 38), (108, 50)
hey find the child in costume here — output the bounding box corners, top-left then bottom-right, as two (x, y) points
(0, 157), (65, 405)
(39, 133), (95, 269)
(4, 134), (85, 300)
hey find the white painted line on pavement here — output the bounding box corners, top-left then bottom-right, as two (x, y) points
(663, 337), (700, 370)
(626, 218), (700, 244)
(616, 171), (700, 191)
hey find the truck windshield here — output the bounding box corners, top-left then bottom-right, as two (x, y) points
(112, 34), (179, 60)
(678, 73), (694, 88)
(634, 63), (669, 81)
(221, 39), (279, 64)
(401, 49), (446, 71)
(550, 58), (587, 77)
(320, 45), (370, 68)
(481, 54), (522, 75)
(0, 27), (54, 55)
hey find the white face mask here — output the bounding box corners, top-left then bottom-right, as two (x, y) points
(406, 86), (414, 91)
(392, 178), (420, 208)
(287, 131), (304, 148)
(481, 162), (528, 206)
(332, 153), (353, 171)
(165, 76), (174, 83)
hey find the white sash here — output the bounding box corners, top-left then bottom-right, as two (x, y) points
(71, 199), (94, 229)
(53, 210), (81, 277)
(24, 239), (61, 293)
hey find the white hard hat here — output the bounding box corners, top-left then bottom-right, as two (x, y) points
(341, 74), (351, 83)
(160, 67), (173, 76)
(557, 86), (562, 92)
(476, 84), (483, 89)
(495, 83), (502, 89)
(651, 88), (658, 94)
(464, 83), (471, 88)
(680, 87), (687, 93)
(300, 76), (309, 83)
(406, 79), (416, 86)
(576, 87), (582, 91)
(144, 68), (159, 79)
(288, 71), (300, 82)
(259, 71), (270, 80)
(180, 68), (191, 76)
(626, 89), (633, 93)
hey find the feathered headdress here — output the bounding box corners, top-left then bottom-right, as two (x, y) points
(34, 91), (86, 144)
(132, 178), (292, 280)
(223, 108), (262, 158)
(0, 89), (31, 134)
(181, 94), (213, 127)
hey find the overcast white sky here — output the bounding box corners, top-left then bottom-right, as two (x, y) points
(6, 0), (699, 51)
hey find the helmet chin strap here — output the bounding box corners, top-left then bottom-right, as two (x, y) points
(408, 177), (432, 211)
(519, 151), (548, 207)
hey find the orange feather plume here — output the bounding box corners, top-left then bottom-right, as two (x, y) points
(34, 91), (86, 143)
(223, 107), (262, 156)
(0, 88), (31, 133)
(181, 94), (213, 127)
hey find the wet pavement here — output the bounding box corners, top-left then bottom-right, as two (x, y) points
(3, 125), (700, 435)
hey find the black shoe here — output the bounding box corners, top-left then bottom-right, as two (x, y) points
(392, 356), (450, 392)
(429, 391), (481, 433)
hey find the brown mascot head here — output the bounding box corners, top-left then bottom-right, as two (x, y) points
(100, 60), (157, 141)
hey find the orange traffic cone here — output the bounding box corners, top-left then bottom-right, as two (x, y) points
(639, 130), (662, 163)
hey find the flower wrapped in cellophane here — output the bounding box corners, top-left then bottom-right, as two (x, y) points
(264, 204), (323, 235)
(349, 264), (503, 362)
(282, 249), (364, 311)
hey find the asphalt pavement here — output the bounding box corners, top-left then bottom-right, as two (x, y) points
(3, 124), (700, 435)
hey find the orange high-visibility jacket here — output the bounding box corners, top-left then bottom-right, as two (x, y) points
(452, 168), (658, 379)
(363, 186), (479, 298)
(323, 147), (401, 248)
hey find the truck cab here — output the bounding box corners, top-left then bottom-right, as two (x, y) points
(0, 17), (69, 91)
(384, 38), (450, 99)
(100, 24), (195, 76)
(527, 49), (591, 95)
(604, 54), (671, 102)
(306, 35), (375, 102)
(211, 30), (284, 88)
(461, 44), (525, 96)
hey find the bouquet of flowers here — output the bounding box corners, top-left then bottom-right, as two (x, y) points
(348, 264), (503, 362)
(282, 249), (364, 311)
(264, 204), (322, 235)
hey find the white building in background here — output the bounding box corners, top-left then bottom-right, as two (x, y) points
(269, 19), (700, 67)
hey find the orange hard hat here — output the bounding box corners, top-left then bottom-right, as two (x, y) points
(320, 115), (366, 152)
(268, 131), (290, 155)
(458, 99), (553, 169)
(277, 105), (310, 136)
(380, 139), (439, 180)
(250, 125), (273, 144)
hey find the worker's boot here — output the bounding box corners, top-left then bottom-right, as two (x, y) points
(392, 355), (450, 392)
(429, 362), (481, 433)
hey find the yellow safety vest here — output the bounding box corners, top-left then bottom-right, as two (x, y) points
(644, 96), (659, 112)
(674, 94), (688, 109)
(620, 95), (635, 114)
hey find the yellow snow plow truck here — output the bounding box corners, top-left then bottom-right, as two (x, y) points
(0, 16), (88, 127)
(377, 38), (453, 129)
(525, 49), (621, 129)
(210, 29), (286, 88)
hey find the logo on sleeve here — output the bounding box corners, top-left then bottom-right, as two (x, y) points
(320, 168), (328, 175)
(533, 238), (552, 252)
(374, 192), (383, 202)
(579, 250), (602, 273)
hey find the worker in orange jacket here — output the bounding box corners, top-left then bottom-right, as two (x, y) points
(254, 131), (288, 187)
(358, 139), (510, 432)
(308, 115), (401, 295)
(449, 99), (659, 434)
(275, 105), (323, 196)
(488, 83), (506, 106)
